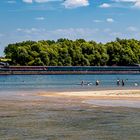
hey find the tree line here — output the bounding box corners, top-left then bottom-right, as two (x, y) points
(4, 38), (140, 66)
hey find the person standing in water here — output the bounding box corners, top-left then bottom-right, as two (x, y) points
(122, 80), (125, 86)
(96, 80), (100, 86)
(117, 79), (120, 86)
(81, 80), (84, 86)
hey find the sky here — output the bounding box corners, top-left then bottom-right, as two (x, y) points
(0, 0), (140, 55)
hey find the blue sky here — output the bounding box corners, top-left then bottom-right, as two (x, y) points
(0, 0), (140, 55)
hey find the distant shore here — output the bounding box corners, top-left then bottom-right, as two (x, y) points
(0, 66), (140, 75)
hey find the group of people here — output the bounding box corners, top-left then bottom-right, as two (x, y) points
(81, 79), (138, 87)
(81, 80), (100, 86)
(116, 79), (125, 86)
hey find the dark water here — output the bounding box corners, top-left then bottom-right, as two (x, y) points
(0, 74), (140, 92)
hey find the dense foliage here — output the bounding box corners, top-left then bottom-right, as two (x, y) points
(4, 38), (140, 66)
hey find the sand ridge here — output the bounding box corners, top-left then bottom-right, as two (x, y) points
(38, 89), (140, 99)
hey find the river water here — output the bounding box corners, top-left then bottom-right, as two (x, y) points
(0, 74), (140, 92)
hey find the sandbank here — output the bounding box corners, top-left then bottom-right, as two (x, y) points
(38, 89), (140, 108)
(38, 89), (140, 100)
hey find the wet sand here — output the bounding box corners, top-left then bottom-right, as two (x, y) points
(0, 89), (140, 140)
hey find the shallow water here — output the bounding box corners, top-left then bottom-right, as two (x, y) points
(0, 74), (140, 93)
(85, 99), (140, 108)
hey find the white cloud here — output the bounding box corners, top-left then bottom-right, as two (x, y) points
(35, 0), (61, 3)
(17, 28), (45, 34)
(104, 28), (111, 32)
(110, 32), (122, 36)
(93, 20), (103, 23)
(22, 0), (61, 3)
(134, 1), (140, 7)
(106, 18), (114, 23)
(22, 0), (89, 9)
(16, 27), (99, 40)
(62, 0), (89, 9)
(23, 0), (32, 3)
(113, 0), (140, 8)
(114, 0), (139, 2)
(7, 0), (16, 4)
(35, 17), (45, 20)
(0, 33), (5, 37)
(127, 26), (138, 32)
(51, 28), (98, 36)
(99, 3), (111, 8)
(93, 18), (115, 23)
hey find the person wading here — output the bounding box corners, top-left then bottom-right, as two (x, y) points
(96, 80), (100, 86)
